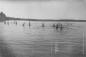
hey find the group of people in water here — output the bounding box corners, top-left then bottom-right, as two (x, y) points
(52, 23), (64, 31)
(4, 21), (64, 31)
(4, 21), (31, 27)
(41, 23), (64, 31)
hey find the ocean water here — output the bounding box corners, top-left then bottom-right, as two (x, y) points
(0, 20), (85, 57)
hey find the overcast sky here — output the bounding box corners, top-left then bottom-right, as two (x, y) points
(0, 0), (86, 19)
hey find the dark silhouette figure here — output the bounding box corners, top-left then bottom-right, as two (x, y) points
(15, 21), (17, 25)
(28, 21), (31, 27)
(42, 23), (45, 27)
(55, 24), (59, 30)
(13, 21), (17, 25)
(4, 21), (6, 24)
(7, 21), (9, 25)
(22, 23), (25, 27)
(59, 24), (63, 31)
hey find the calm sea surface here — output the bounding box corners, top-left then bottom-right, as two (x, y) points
(0, 20), (85, 57)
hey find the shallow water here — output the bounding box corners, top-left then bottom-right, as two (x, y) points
(0, 20), (85, 57)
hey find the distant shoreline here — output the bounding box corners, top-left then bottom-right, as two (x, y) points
(5, 18), (86, 22)
(0, 17), (86, 22)
(0, 12), (86, 22)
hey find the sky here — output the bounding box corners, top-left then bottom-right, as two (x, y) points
(0, 0), (86, 19)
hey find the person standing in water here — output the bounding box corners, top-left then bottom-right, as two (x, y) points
(42, 23), (45, 27)
(29, 21), (31, 27)
(22, 23), (25, 27)
(60, 23), (63, 31)
(4, 21), (6, 24)
(14, 21), (17, 25)
(55, 23), (59, 30)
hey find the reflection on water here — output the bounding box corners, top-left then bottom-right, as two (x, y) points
(0, 20), (85, 57)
